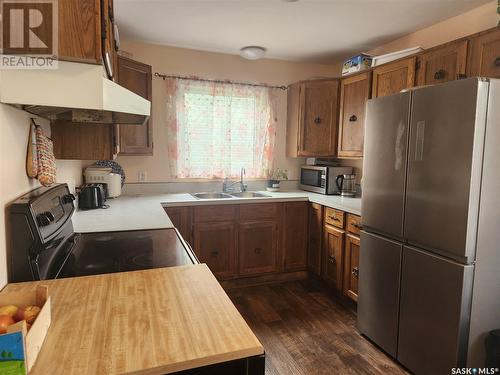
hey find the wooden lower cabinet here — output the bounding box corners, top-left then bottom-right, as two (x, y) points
(322, 224), (345, 291)
(307, 203), (323, 276)
(164, 207), (192, 244)
(166, 202), (307, 281)
(239, 221), (279, 276)
(343, 234), (360, 302)
(193, 222), (237, 279)
(283, 202), (308, 271)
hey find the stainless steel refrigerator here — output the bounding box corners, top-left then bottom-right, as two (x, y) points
(358, 77), (500, 375)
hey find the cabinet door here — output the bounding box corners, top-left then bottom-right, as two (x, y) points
(468, 27), (500, 79)
(164, 207), (192, 244)
(117, 56), (153, 155)
(297, 80), (340, 157)
(416, 40), (468, 86)
(343, 234), (360, 302)
(239, 221), (279, 276)
(51, 121), (116, 160)
(307, 203), (323, 276)
(58, 0), (102, 63)
(283, 202), (308, 271)
(372, 57), (416, 98)
(286, 82), (301, 157)
(322, 224), (345, 291)
(338, 72), (371, 158)
(193, 222), (237, 279)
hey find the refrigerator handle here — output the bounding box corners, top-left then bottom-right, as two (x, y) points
(415, 121), (425, 161)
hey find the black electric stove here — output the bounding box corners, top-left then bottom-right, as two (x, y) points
(8, 184), (197, 283)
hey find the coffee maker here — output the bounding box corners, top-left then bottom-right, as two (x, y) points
(335, 174), (357, 197)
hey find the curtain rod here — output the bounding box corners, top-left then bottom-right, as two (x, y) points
(154, 72), (287, 90)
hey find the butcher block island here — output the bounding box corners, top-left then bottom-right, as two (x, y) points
(2, 265), (265, 374)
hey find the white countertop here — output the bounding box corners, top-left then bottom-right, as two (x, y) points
(72, 190), (361, 233)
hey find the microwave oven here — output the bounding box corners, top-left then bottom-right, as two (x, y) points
(300, 166), (353, 195)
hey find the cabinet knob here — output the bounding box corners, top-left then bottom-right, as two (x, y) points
(434, 69), (446, 80)
(329, 255), (336, 263)
(329, 215), (340, 222)
(352, 267), (359, 277)
(254, 247), (262, 254)
(210, 250), (219, 257)
(353, 223), (363, 229)
(495, 57), (500, 67)
(314, 117), (321, 124)
(349, 115), (357, 122)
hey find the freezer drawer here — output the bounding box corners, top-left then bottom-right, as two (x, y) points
(362, 92), (410, 239)
(358, 231), (402, 357)
(405, 78), (488, 263)
(398, 246), (474, 375)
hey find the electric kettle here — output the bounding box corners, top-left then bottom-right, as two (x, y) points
(335, 174), (357, 197)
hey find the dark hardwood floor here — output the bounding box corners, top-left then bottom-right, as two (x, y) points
(227, 279), (408, 375)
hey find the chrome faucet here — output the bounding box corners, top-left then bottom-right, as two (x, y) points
(222, 168), (247, 193)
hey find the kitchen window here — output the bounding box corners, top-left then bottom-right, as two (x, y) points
(166, 78), (277, 179)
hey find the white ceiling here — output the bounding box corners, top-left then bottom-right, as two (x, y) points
(114, 0), (491, 64)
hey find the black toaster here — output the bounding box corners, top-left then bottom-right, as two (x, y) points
(78, 184), (106, 210)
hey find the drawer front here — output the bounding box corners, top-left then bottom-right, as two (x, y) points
(194, 205), (237, 223)
(239, 203), (280, 221)
(324, 207), (345, 228)
(346, 213), (362, 235)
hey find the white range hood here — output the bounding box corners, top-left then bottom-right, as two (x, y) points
(0, 61), (150, 125)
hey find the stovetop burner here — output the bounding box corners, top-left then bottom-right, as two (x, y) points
(58, 228), (195, 278)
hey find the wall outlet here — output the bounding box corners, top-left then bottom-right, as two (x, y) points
(138, 171), (147, 182)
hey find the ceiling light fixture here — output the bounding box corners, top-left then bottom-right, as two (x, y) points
(240, 46), (266, 60)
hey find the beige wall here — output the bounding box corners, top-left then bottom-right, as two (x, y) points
(367, 1), (498, 56)
(0, 102), (84, 289)
(116, 41), (339, 182)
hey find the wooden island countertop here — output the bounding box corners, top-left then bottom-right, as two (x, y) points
(2, 264), (264, 374)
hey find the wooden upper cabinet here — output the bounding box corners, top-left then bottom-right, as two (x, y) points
(416, 40), (468, 86)
(286, 80), (340, 157)
(58, 0), (118, 81)
(322, 224), (345, 291)
(338, 72), (371, 158)
(117, 56), (153, 155)
(307, 203), (323, 276)
(58, 0), (102, 63)
(283, 202), (308, 271)
(468, 27), (500, 79)
(239, 221), (279, 276)
(51, 121), (116, 160)
(343, 234), (360, 302)
(372, 57), (416, 98)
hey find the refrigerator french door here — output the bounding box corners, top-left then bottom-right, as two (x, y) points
(359, 78), (500, 374)
(358, 91), (411, 357)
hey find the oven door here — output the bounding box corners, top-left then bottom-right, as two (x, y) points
(300, 167), (326, 194)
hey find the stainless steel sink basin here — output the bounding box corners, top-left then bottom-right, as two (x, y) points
(230, 191), (268, 198)
(192, 192), (233, 199)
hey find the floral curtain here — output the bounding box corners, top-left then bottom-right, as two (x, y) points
(166, 77), (277, 179)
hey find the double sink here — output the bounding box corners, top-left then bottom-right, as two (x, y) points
(192, 191), (268, 199)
